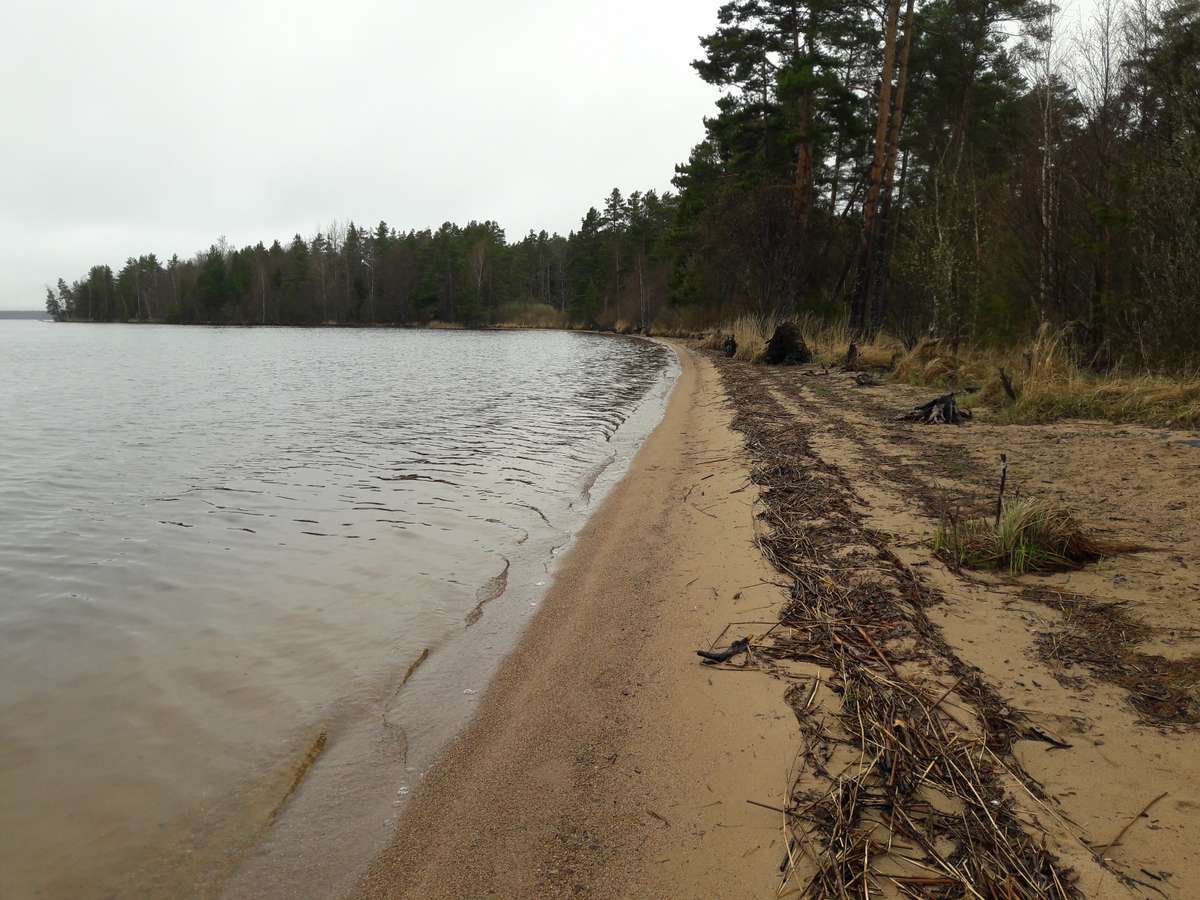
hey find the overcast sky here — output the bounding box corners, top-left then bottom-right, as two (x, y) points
(0, 1), (720, 308)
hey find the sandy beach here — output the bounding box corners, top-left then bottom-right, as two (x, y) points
(354, 344), (1200, 899)
(354, 346), (796, 898)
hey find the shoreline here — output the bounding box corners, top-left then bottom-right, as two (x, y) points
(353, 346), (796, 898)
(350, 345), (1200, 898)
(216, 335), (680, 899)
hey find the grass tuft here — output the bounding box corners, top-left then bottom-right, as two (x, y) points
(934, 498), (1133, 575)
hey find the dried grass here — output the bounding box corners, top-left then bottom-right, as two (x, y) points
(710, 312), (903, 367)
(728, 311), (782, 361)
(715, 359), (1081, 898)
(896, 324), (1200, 428)
(935, 498), (1123, 575)
(492, 302), (569, 329)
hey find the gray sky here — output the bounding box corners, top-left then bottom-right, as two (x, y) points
(0, 1), (720, 309)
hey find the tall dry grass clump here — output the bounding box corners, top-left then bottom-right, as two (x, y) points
(493, 302), (569, 329)
(935, 498), (1119, 575)
(891, 324), (1200, 427)
(724, 311), (781, 361)
(707, 311), (902, 366)
(791, 312), (902, 367)
(984, 325), (1200, 427)
(704, 314), (1200, 426)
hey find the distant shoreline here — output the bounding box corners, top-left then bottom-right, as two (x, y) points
(38, 317), (705, 339)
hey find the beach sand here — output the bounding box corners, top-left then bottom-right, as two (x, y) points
(354, 347), (795, 899)
(354, 345), (1200, 898)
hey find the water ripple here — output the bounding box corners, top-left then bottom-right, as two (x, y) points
(0, 323), (670, 898)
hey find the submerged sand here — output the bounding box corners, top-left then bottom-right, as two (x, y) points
(354, 345), (1200, 899)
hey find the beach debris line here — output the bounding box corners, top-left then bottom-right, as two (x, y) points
(715, 358), (1082, 898)
(696, 636), (751, 664)
(899, 391), (971, 424)
(1025, 586), (1200, 724)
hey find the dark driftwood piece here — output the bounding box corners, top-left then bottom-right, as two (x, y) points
(697, 636), (750, 663)
(722, 334), (737, 357)
(763, 322), (812, 365)
(900, 392), (972, 424)
(999, 367), (1018, 400)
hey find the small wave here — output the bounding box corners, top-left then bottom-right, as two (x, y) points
(573, 450), (616, 508)
(464, 557), (511, 626)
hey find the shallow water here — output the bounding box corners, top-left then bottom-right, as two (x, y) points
(0, 321), (675, 898)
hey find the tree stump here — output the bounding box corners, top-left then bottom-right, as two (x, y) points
(722, 334), (737, 357)
(900, 393), (971, 424)
(763, 322), (811, 365)
(844, 341), (860, 370)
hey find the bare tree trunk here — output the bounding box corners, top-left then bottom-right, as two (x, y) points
(849, 0), (902, 335)
(637, 248), (647, 332)
(866, 0), (916, 333)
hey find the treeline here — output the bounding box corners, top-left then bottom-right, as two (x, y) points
(49, 0), (1199, 369)
(45, 191), (678, 331)
(666, 0), (1200, 370)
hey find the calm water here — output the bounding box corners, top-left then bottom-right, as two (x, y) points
(0, 321), (676, 899)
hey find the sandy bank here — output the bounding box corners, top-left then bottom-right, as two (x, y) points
(354, 348), (795, 898)
(718, 357), (1200, 898)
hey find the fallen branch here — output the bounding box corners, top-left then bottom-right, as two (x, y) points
(697, 637), (750, 664)
(1098, 792), (1169, 859)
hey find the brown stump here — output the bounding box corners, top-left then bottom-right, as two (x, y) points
(763, 322), (812, 365)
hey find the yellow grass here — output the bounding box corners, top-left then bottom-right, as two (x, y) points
(492, 302), (569, 329)
(934, 498), (1113, 575)
(894, 324), (1200, 428)
(706, 312), (903, 366)
(704, 315), (1199, 427)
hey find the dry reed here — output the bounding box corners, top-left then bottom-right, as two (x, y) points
(715, 359), (1081, 898)
(934, 498), (1118, 575)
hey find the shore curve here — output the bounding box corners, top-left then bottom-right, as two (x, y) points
(353, 346), (795, 898)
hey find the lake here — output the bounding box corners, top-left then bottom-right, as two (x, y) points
(0, 321), (676, 898)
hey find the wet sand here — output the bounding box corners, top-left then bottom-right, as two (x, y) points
(354, 347), (796, 898)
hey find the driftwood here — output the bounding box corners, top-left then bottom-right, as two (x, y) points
(999, 367), (1018, 400)
(722, 334), (737, 357)
(697, 636), (750, 664)
(763, 322), (812, 365)
(900, 392), (972, 424)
